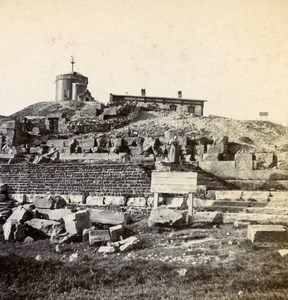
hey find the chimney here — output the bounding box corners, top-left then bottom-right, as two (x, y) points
(141, 89), (146, 97)
(178, 91), (182, 98)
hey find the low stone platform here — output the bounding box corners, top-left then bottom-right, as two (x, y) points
(247, 224), (288, 243)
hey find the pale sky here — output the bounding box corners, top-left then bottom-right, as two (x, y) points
(0, 0), (288, 124)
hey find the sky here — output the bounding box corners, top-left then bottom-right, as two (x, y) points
(0, 0), (288, 124)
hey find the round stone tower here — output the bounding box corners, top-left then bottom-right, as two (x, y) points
(55, 72), (88, 101)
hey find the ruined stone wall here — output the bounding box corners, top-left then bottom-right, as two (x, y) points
(0, 162), (151, 196)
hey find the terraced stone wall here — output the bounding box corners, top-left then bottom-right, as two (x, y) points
(0, 162), (151, 196)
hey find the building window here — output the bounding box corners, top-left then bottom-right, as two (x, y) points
(48, 118), (59, 132)
(170, 104), (177, 111)
(188, 106), (195, 114)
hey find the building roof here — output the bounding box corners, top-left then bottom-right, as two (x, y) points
(110, 93), (207, 103)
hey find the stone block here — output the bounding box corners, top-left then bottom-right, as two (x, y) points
(86, 196), (104, 206)
(29, 147), (43, 154)
(109, 225), (124, 242)
(9, 194), (26, 203)
(98, 246), (116, 253)
(215, 190), (243, 200)
(278, 249), (288, 257)
(89, 230), (111, 245)
(147, 196), (154, 207)
(195, 145), (205, 155)
(34, 195), (54, 209)
(247, 225), (288, 243)
(90, 209), (126, 225)
(63, 209), (91, 235)
(25, 194), (46, 204)
(126, 197), (146, 207)
(119, 236), (139, 251)
(25, 219), (62, 237)
(148, 205), (184, 227)
(35, 208), (72, 221)
(7, 206), (31, 223)
(69, 195), (83, 204)
(235, 152), (253, 170)
(113, 138), (123, 148)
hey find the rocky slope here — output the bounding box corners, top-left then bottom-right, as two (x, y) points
(111, 111), (288, 152)
(4, 101), (288, 153)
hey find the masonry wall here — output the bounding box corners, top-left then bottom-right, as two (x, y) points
(0, 162), (151, 196)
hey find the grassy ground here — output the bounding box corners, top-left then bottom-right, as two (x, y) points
(1, 223), (288, 299)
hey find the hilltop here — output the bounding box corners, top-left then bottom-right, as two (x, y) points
(9, 100), (103, 119)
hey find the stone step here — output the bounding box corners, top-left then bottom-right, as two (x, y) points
(200, 206), (247, 213)
(246, 207), (288, 215)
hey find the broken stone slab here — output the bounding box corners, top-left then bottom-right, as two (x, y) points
(35, 208), (72, 221)
(90, 209), (127, 225)
(89, 230), (111, 245)
(98, 246), (116, 253)
(278, 249), (288, 257)
(109, 225), (124, 242)
(247, 225), (288, 243)
(50, 232), (82, 244)
(25, 218), (63, 238)
(7, 206), (32, 223)
(148, 205), (184, 227)
(63, 209), (91, 235)
(119, 236), (139, 251)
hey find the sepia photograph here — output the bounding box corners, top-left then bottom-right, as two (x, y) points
(0, 0), (288, 299)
